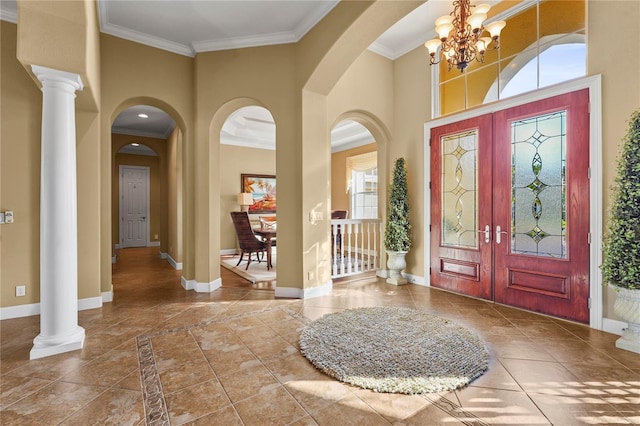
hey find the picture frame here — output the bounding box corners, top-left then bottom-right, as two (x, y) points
(241, 173), (276, 213)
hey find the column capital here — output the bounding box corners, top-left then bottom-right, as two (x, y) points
(31, 65), (83, 92)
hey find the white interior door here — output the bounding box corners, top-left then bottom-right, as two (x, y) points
(120, 166), (149, 248)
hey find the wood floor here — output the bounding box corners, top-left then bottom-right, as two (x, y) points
(1, 247), (639, 425)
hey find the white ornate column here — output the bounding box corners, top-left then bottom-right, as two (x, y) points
(30, 65), (85, 360)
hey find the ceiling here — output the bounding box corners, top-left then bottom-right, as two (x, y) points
(0, 0), (470, 152)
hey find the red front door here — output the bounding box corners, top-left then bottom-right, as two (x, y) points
(430, 89), (590, 323)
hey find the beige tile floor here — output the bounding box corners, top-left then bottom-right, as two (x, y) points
(1, 247), (639, 425)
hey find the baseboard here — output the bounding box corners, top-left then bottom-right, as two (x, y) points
(78, 296), (103, 311)
(220, 249), (237, 255)
(602, 317), (626, 336)
(147, 241), (160, 247)
(181, 276), (221, 292)
(376, 269), (389, 278)
(102, 291), (113, 303)
(167, 254), (183, 270)
(274, 280), (333, 299)
(160, 252), (167, 259)
(0, 295), (107, 320)
(111, 255), (117, 264)
(115, 243), (121, 249)
(403, 273), (426, 286)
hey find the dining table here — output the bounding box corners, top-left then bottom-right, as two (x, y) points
(253, 228), (276, 270)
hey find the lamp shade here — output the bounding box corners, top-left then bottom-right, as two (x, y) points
(237, 193), (254, 206)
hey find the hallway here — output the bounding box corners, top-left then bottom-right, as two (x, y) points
(1, 247), (638, 424)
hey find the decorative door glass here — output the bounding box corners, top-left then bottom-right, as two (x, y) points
(441, 130), (478, 248)
(511, 111), (567, 258)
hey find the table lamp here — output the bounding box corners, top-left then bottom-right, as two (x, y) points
(237, 193), (253, 212)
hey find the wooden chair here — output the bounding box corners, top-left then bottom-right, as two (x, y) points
(230, 211), (267, 269)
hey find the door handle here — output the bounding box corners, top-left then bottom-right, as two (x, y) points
(496, 225), (508, 244)
(477, 225), (490, 243)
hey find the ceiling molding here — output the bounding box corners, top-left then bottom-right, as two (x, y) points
(100, 22), (196, 57)
(192, 30), (297, 54)
(112, 128), (172, 140)
(0, 0), (17, 23)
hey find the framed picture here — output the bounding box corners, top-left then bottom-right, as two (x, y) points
(241, 173), (276, 213)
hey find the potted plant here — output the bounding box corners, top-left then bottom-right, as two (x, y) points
(601, 108), (640, 354)
(384, 157), (411, 285)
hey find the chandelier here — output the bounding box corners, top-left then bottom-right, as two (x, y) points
(424, 1), (506, 72)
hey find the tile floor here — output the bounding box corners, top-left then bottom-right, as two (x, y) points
(1, 247), (639, 425)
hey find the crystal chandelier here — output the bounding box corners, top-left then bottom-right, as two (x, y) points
(424, 1), (506, 72)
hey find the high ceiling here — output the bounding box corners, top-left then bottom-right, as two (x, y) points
(0, 0), (467, 151)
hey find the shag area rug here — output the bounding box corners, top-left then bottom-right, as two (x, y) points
(299, 306), (489, 394)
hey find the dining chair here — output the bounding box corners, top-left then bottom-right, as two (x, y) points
(230, 211), (267, 269)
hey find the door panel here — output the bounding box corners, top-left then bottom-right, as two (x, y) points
(430, 115), (493, 300)
(429, 89), (590, 323)
(121, 167), (149, 248)
(493, 89), (590, 323)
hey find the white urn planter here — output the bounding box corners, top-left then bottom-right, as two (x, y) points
(386, 251), (408, 285)
(613, 287), (640, 354)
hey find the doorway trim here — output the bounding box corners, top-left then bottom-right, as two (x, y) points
(119, 165), (151, 248)
(424, 75), (603, 330)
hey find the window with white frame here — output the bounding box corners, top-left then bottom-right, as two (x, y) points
(347, 151), (378, 218)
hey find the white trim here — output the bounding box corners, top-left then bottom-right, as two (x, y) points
(115, 243), (121, 249)
(602, 318), (626, 336)
(275, 280), (333, 299)
(111, 255), (116, 264)
(78, 296), (103, 311)
(424, 75), (603, 330)
(0, 295), (108, 320)
(102, 291), (113, 303)
(403, 273), (425, 286)
(220, 249), (238, 255)
(0, 8), (17, 23)
(147, 241), (160, 247)
(160, 252), (167, 259)
(181, 276), (221, 292)
(167, 254), (183, 270)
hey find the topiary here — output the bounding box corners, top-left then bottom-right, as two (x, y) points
(384, 157), (411, 252)
(601, 109), (640, 290)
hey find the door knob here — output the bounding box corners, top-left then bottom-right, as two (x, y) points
(477, 225), (490, 243)
(496, 225), (508, 244)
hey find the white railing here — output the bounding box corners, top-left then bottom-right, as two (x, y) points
(331, 218), (383, 278)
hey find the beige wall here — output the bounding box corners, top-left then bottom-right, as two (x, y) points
(1, 21), (42, 306)
(219, 145), (276, 251)
(166, 128), (182, 264)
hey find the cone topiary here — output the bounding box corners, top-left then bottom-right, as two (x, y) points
(601, 109), (640, 290)
(384, 157), (411, 252)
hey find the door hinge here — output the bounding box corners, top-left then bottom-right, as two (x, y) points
(429, 224), (432, 232)
(429, 181), (432, 189)
(588, 297), (591, 309)
(588, 232), (591, 244)
(588, 167), (591, 179)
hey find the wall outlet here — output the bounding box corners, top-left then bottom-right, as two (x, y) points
(4, 211), (13, 224)
(16, 285), (26, 297)
(154, 234), (158, 239)
(308, 271), (315, 280)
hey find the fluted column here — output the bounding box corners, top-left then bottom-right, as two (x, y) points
(30, 65), (85, 360)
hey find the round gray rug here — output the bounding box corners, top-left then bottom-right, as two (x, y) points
(299, 306), (489, 394)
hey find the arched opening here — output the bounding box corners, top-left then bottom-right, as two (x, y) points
(110, 103), (184, 272)
(216, 103), (277, 288)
